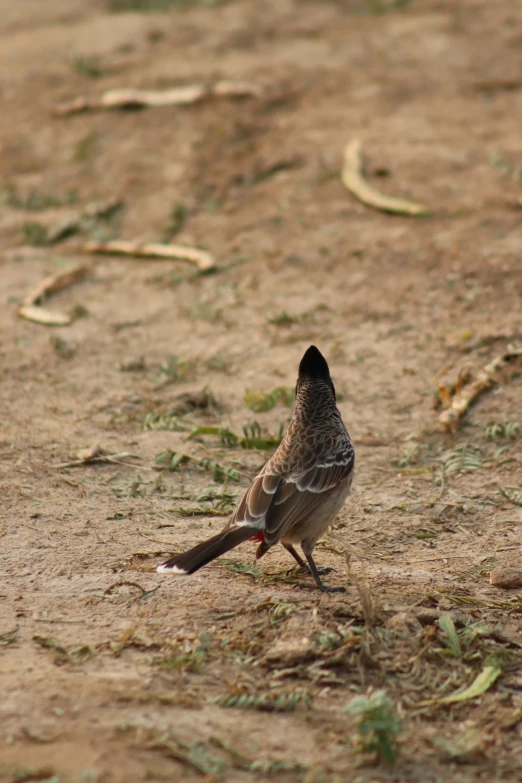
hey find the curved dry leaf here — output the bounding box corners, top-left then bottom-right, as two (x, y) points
(341, 139), (430, 216)
(420, 665), (501, 706)
(84, 240), (215, 272)
(18, 305), (71, 326)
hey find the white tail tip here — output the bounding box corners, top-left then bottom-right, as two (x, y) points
(156, 563), (187, 574)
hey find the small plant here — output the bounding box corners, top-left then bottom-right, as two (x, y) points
(499, 486), (522, 507)
(0, 627), (18, 647)
(5, 186), (78, 211)
(396, 441), (420, 467)
(440, 443), (482, 474)
(188, 424), (282, 451)
(243, 386), (294, 413)
(485, 420), (520, 440)
(143, 411), (188, 432)
(72, 55), (103, 78)
(154, 449), (240, 483)
(267, 311), (299, 327)
(108, 0), (224, 10)
(219, 560), (261, 580)
(155, 355), (196, 385)
(215, 690), (311, 712)
(346, 690), (399, 764)
(437, 614), (462, 657)
(159, 632), (211, 673)
(33, 634), (93, 666)
(50, 336), (76, 360)
(21, 221), (49, 246)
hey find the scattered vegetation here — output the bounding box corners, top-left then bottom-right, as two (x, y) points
(4, 186), (78, 211)
(0, 627), (19, 647)
(155, 448), (240, 483)
(395, 440), (420, 467)
(440, 443), (483, 474)
(364, 0), (412, 15)
(143, 411), (189, 431)
(50, 335), (76, 360)
(243, 386), (294, 413)
(346, 689), (400, 764)
(214, 690), (311, 712)
(267, 311), (300, 327)
(155, 355), (197, 385)
(0, 764), (58, 782)
(159, 632), (211, 673)
(33, 635), (93, 666)
(72, 54), (104, 78)
(107, 0), (227, 10)
(499, 485), (522, 506)
(187, 422), (283, 450)
(20, 199), (123, 245)
(485, 420), (520, 440)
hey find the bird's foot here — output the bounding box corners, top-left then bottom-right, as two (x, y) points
(287, 565), (333, 577)
(316, 566), (334, 576)
(320, 585), (346, 594)
(296, 581), (345, 593)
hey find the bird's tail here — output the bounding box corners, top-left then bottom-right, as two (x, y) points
(156, 525), (257, 575)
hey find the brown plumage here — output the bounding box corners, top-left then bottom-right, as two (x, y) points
(157, 345), (355, 592)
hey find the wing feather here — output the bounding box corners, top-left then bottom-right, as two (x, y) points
(262, 445), (354, 545)
(224, 434), (354, 548)
(225, 467), (282, 530)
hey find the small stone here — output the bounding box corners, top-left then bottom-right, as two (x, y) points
(490, 567), (522, 589)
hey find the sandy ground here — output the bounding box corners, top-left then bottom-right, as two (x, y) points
(1, 1), (522, 781)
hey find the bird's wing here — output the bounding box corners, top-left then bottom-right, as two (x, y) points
(262, 440), (354, 546)
(224, 467), (282, 531)
(226, 437), (354, 546)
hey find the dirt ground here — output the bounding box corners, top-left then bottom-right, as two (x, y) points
(1, 0), (522, 780)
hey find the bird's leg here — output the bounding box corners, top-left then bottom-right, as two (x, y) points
(283, 543), (307, 568)
(284, 543), (333, 577)
(304, 551), (345, 593)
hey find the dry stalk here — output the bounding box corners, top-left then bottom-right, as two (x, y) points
(54, 81), (262, 117)
(341, 139), (429, 216)
(19, 264), (89, 326)
(438, 347), (522, 431)
(84, 239), (215, 272)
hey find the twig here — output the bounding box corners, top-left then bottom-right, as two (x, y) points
(34, 617), (86, 624)
(438, 347), (522, 431)
(19, 264), (89, 326)
(54, 81), (262, 117)
(55, 444), (141, 469)
(138, 531), (175, 546)
(341, 139), (430, 216)
(103, 580), (146, 596)
(56, 453), (137, 468)
(406, 554), (475, 562)
(84, 239), (215, 272)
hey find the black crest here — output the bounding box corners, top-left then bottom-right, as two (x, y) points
(298, 346), (336, 398)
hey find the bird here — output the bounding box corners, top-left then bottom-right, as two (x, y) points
(157, 345), (355, 592)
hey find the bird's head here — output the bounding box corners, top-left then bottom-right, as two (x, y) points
(297, 345), (336, 401)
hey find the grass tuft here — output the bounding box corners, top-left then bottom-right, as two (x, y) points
(346, 689), (400, 763)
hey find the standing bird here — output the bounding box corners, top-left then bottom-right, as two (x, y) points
(157, 345), (355, 592)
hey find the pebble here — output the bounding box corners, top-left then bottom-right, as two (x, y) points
(489, 567), (522, 589)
